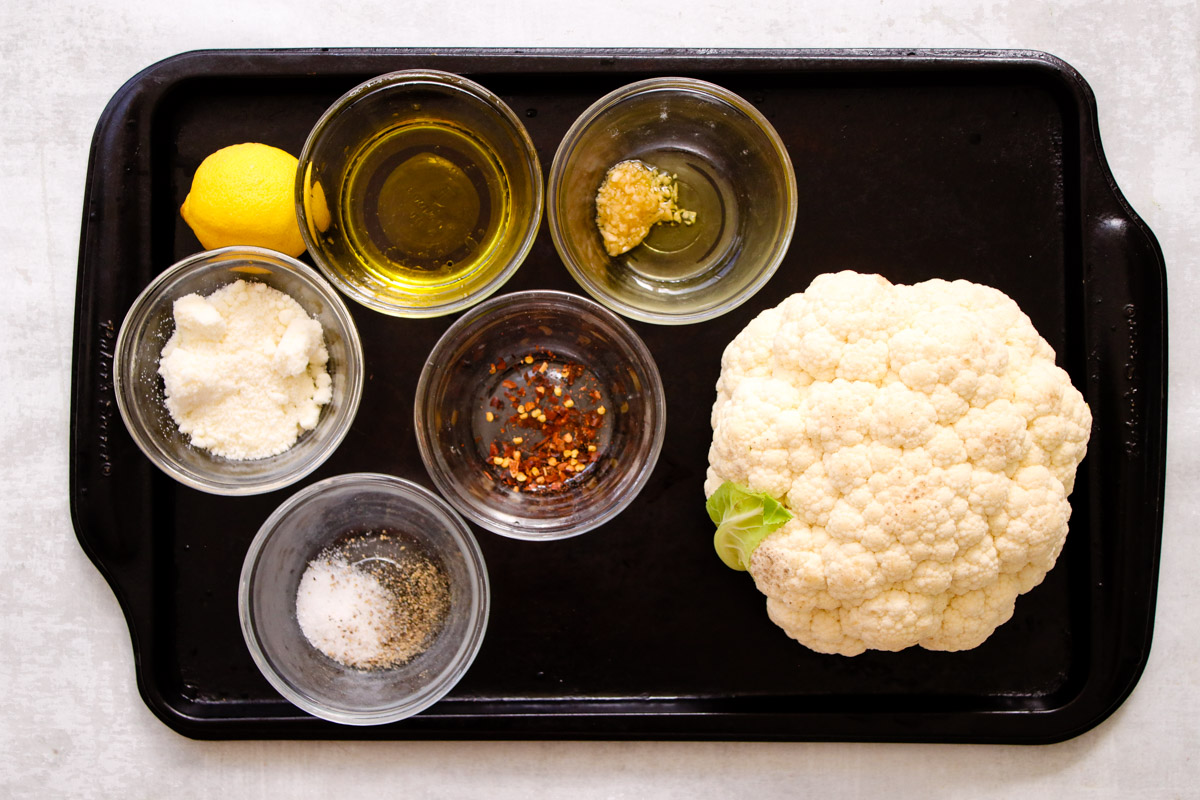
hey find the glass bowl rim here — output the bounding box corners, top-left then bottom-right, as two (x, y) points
(546, 75), (798, 326)
(413, 288), (667, 540)
(237, 471), (492, 725)
(112, 245), (365, 496)
(295, 68), (545, 319)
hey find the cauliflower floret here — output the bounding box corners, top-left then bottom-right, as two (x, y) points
(706, 270), (1091, 656)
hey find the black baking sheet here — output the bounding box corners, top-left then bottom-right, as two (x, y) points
(69, 48), (1167, 742)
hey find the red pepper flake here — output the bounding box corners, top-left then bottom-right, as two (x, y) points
(482, 349), (609, 494)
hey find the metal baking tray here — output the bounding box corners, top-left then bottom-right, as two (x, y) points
(69, 48), (1167, 742)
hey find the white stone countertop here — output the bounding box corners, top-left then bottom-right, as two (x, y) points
(3, 0), (1195, 796)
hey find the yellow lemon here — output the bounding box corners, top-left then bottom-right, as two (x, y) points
(302, 162), (332, 236)
(181, 143), (307, 257)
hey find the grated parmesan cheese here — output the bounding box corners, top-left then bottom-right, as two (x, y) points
(157, 280), (332, 460)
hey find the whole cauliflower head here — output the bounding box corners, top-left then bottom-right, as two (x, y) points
(706, 271), (1092, 656)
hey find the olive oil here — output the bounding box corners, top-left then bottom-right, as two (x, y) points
(620, 148), (738, 283)
(341, 121), (512, 290)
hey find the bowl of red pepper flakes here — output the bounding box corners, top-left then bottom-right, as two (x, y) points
(414, 290), (666, 540)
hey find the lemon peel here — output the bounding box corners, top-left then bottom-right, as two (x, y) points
(181, 143), (307, 257)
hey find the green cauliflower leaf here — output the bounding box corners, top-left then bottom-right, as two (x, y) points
(707, 481), (793, 571)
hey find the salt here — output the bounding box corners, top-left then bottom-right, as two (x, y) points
(295, 557), (396, 669)
(294, 535), (451, 670)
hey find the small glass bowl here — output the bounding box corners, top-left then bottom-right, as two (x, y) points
(548, 77), (798, 325)
(415, 290), (666, 540)
(239, 473), (490, 725)
(297, 69), (543, 318)
(112, 246), (364, 496)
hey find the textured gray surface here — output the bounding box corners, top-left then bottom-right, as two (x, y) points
(2, 0), (1196, 796)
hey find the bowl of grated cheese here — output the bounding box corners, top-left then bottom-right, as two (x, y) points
(238, 473), (490, 725)
(113, 246), (364, 495)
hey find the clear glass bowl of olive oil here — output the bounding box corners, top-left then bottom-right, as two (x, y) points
(298, 70), (543, 318)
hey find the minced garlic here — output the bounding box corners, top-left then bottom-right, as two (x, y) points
(594, 160), (696, 256)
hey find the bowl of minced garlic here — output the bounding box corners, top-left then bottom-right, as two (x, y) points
(239, 473), (490, 725)
(548, 77), (797, 325)
(113, 246), (364, 495)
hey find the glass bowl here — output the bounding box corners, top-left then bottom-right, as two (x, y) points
(414, 290), (666, 540)
(297, 69), (543, 318)
(238, 473), (490, 725)
(548, 77), (798, 325)
(112, 246), (364, 496)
